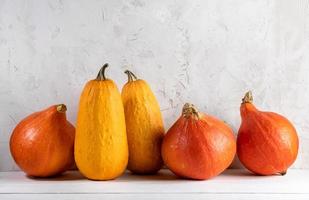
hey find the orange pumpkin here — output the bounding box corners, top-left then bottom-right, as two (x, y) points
(10, 104), (75, 177)
(237, 91), (299, 175)
(75, 64), (128, 180)
(162, 103), (236, 180)
(122, 70), (164, 174)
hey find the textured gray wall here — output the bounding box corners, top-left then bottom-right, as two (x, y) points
(1, 0), (309, 171)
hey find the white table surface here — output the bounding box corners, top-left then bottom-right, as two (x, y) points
(0, 169), (308, 200)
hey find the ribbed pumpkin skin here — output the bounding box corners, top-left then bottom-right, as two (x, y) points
(10, 105), (75, 177)
(162, 104), (236, 180)
(122, 79), (164, 174)
(237, 100), (299, 175)
(75, 75), (128, 180)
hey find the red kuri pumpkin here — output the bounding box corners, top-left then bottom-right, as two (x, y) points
(162, 103), (236, 180)
(237, 91), (299, 175)
(10, 104), (75, 177)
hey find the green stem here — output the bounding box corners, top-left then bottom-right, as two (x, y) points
(124, 70), (138, 82)
(96, 63), (109, 80)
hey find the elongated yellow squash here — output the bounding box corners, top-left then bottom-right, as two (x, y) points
(122, 70), (164, 174)
(75, 64), (128, 180)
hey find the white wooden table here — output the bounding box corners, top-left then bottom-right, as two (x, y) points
(0, 169), (308, 199)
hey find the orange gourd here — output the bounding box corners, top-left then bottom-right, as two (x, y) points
(122, 70), (164, 174)
(162, 103), (236, 180)
(237, 91), (299, 175)
(75, 64), (128, 180)
(10, 104), (75, 177)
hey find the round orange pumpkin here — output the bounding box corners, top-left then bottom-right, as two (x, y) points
(237, 91), (299, 175)
(162, 103), (236, 180)
(10, 104), (75, 177)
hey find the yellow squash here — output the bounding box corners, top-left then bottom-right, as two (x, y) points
(122, 70), (165, 174)
(75, 64), (128, 180)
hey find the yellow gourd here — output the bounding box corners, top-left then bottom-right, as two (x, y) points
(75, 64), (128, 180)
(122, 70), (165, 174)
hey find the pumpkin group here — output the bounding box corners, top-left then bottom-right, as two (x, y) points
(162, 103), (236, 180)
(9, 64), (302, 181)
(122, 70), (165, 174)
(74, 64), (128, 180)
(237, 91), (299, 175)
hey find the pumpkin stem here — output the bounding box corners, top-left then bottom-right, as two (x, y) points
(124, 70), (138, 82)
(56, 104), (67, 113)
(242, 91), (253, 104)
(280, 171), (287, 176)
(182, 103), (200, 119)
(96, 63), (109, 80)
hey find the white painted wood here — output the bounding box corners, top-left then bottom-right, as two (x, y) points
(0, 169), (308, 199)
(1, 194), (309, 200)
